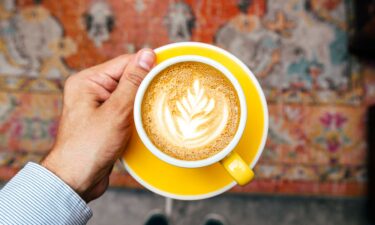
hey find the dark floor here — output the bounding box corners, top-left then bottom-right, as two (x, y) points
(88, 188), (368, 225)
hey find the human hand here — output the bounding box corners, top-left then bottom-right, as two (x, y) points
(41, 49), (156, 202)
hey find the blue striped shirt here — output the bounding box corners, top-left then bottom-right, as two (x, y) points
(0, 162), (92, 224)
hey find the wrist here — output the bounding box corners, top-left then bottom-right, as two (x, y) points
(41, 152), (89, 196)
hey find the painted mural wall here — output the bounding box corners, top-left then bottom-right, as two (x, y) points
(0, 0), (372, 196)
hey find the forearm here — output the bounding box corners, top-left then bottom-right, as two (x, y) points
(0, 162), (92, 225)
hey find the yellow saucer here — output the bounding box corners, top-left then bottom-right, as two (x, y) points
(121, 42), (268, 200)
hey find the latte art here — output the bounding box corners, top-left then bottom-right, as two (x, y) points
(142, 62), (240, 161)
(156, 80), (228, 148)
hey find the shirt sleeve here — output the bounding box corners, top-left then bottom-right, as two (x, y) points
(0, 162), (92, 225)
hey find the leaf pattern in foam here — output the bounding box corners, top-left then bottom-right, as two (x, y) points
(174, 80), (216, 140)
(158, 79), (229, 148)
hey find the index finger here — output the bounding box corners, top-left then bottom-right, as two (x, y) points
(85, 54), (133, 81)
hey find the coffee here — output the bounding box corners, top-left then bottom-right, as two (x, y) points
(141, 62), (241, 161)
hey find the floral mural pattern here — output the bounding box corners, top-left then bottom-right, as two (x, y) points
(0, 0), (372, 196)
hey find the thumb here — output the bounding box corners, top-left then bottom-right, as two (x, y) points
(104, 49), (156, 113)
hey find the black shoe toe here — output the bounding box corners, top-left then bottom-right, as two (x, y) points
(144, 213), (169, 225)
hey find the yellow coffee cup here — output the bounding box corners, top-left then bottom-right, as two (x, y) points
(134, 54), (253, 186)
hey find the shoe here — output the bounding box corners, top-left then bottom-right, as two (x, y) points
(144, 210), (169, 225)
(203, 213), (228, 225)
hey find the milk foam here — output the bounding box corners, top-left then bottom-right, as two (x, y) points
(155, 80), (229, 148)
(142, 62), (240, 161)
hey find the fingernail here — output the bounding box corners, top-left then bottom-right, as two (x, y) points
(138, 50), (155, 71)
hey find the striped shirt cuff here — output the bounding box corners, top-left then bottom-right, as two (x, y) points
(0, 162), (92, 225)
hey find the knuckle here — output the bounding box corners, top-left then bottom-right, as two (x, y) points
(124, 69), (145, 87)
(64, 75), (80, 91)
(101, 74), (116, 89)
(86, 71), (117, 91)
(98, 87), (110, 98)
(85, 79), (100, 90)
(64, 75), (75, 86)
(116, 54), (132, 62)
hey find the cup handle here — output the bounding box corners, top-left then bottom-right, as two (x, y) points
(220, 152), (254, 186)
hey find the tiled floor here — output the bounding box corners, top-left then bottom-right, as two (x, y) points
(88, 188), (368, 225)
